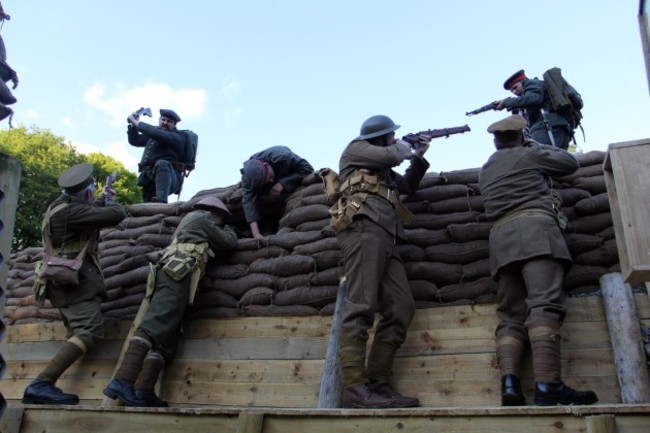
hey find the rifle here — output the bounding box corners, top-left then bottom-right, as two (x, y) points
(465, 101), (499, 116)
(402, 125), (471, 149)
(103, 171), (118, 206)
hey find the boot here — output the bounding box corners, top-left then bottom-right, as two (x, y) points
(371, 382), (419, 408)
(501, 374), (526, 406)
(22, 337), (86, 405)
(134, 352), (168, 407)
(367, 341), (418, 407)
(496, 335), (526, 406)
(534, 381), (598, 406)
(103, 379), (145, 407)
(136, 389), (169, 407)
(341, 384), (396, 409)
(22, 380), (79, 405)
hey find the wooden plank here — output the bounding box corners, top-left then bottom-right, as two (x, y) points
(586, 415), (618, 433)
(2, 340), (123, 362)
(4, 319), (131, 343)
(0, 406), (24, 433)
(237, 412), (264, 433)
(20, 409), (239, 433)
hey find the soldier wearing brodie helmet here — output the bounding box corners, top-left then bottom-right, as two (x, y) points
(336, 115), (431, 409)
(479, 115), (598, 407)
(104, 196), (237, 407)
(23, 163), (127, 405)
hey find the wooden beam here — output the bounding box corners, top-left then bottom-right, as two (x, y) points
(236, 412), (264, 433)
(317, 279), (344, 408)
(586, 414), (618, 433)
(600, 272), (650, 403)
(0, 406), (24, 433)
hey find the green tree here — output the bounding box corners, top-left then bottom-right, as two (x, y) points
(0, 126), (140, 251)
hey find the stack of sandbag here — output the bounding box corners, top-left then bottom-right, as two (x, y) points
(3, 151), (620, 325)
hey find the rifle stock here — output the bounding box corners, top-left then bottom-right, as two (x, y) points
(465, 101), (498, 116)
(402, 124), (471, 149)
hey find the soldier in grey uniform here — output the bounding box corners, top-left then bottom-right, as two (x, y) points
(336, 115), (431, 408)
(103, 196), (237, 407)
(479, 115), (598, 406)
(0, 5), (18, 126)
(128, 108), (185, 203)
(240, 146), (313, 239)
(496, 69), (580, 150)
(22, 163), (128, 405)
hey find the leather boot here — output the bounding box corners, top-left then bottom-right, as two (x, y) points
(22, 380), (79, 405)
(501, 374), (526, 406)
(134, 353), (167, 407)
(135, 389), (169, 407)
(372, 382), (419, 408)
(534, 381), (598, 406)
(341, 384), (396, 409)
(103, 379), (145, 407)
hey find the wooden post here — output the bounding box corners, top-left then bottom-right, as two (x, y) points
(317, 278), (345, 408)
(585, 414), (618, 433)
(236, 412), (264, 433)
(600, 272), (650, 403)
(0, 406), (23, 433)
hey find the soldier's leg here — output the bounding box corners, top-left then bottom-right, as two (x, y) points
(368, 245), (418, 407)
(23, 299), (104, 405)
(337, 218), (395, 408)
(523, 257), (597, 405)
(152, 160), (180, 203)
(494, 264), (528, 406)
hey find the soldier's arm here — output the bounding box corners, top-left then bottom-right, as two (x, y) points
(137, 123), (185, 154)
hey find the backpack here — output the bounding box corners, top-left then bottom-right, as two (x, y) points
(543, 67), (584, 132)
(180, 130), (198, 176)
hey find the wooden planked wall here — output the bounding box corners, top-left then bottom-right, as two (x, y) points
(3, 293), (649, 408)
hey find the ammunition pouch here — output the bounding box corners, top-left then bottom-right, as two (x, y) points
(318, 167), (341, 204)
(160, 241), (215, 304)
(328, 169), (413, 233)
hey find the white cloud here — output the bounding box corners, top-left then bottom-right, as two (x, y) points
(62, 117), (73, 127)
(83, 82), (208, 127)
(70, 140), (140, 172)
(219, 80), (241, 100)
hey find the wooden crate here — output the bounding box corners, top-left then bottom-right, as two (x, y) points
(603, 138), (650, 285)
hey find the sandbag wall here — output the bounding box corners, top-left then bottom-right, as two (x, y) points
(3, 151), (618, 325)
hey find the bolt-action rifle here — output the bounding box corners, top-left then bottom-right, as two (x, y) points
(465, 101), (499, 116)
(103, 171), (118, 206)
(402, 125), (471, 149)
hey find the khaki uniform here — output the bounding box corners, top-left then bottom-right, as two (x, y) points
(479, 141), (578, 342)
(137, 209), (238, 353)
(43, 194), (128, 346)
(337, 139), (429, 349)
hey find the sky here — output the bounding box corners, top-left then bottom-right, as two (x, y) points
(2, 0), (649, 200)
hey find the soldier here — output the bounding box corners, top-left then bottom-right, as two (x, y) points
(240, 145), (314, 239)
(103, 196), (238, 407)
(127, 108), (186, 203)
(479, 115), (598, 406)
(22, 164), (128, 405)
(0, 4), (18, 126)
(335, 115), (431, 408)
(496, 70), (580, 150)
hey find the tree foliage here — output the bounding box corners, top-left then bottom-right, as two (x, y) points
(0, 126), (140, 251)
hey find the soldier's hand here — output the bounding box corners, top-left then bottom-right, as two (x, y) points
(10, 73), (18, 89)
(269, 182), (284, 197)
(415, 136), (431, 157)
(127, 114), (139, 126)
(496, 100), (506, 111)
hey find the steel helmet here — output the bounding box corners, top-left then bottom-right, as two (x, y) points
(356, 115), (401, 140)
(194, 196), (231, 216)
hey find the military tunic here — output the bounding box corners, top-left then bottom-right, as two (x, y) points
(127, 122), (185, 200)
(337, 139), (429, 344)
(479, 141), (579, 339)
(503, 78), (572, 150)
(45, 194), (128, 344)
(137, 209), (238, 352)
(241, 146), (314, 223)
